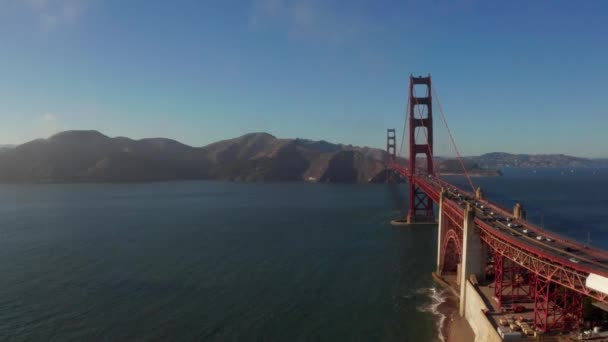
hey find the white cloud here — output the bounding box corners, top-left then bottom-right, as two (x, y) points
(43, 113), (57, 121)
(35, 112), (65, 137)
(250, 0), (376, 45)
(14, 0), (90, 30)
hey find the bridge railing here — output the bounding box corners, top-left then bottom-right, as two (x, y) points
(430, 176), (608, 259)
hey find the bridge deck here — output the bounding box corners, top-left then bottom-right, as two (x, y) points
(389, 162), (608, 287)
(430, 175), (608, 277)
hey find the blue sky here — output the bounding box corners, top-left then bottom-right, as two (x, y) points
(1, 0), (607, 157)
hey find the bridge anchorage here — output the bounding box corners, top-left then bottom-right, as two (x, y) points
(386, 74), (608, 339)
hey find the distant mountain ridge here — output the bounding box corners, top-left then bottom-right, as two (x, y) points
(467, 152), (608, 169)
(0, 130), (502, 183)
(0, 131), (388, 183)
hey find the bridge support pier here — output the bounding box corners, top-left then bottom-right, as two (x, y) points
(459, 204), (484, 317)
(514, 203), (526, 220)
(436, 189), (447, 275)
(475, 187), (485, 201)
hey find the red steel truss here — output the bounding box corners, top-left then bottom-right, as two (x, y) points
(440, 222), (462, 275)
(533, 274), (584, 332)
(494, 253), (532, 308)
(437, 198), (464, 275)
(478, 223), (608, 303)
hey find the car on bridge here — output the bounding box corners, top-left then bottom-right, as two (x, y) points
(513, 305), (525, 313)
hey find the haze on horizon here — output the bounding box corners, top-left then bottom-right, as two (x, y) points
(1, 0), (607, 158)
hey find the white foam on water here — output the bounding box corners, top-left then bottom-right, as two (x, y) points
(416, 287), (448, 342)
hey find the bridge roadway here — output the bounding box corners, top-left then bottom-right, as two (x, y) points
(435, 177), (608, 273)
(389, 162), (608, 303)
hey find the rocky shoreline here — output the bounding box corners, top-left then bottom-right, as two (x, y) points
(436, 288), (476, 342)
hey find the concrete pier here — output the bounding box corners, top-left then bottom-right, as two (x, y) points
(434, 201), (503, 342)
(514, 202), (526, 220)
(436, 189), (447, 275)
(459, 203), (484, 317)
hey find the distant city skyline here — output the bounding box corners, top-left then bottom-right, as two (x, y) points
(1, 1), (607, 157)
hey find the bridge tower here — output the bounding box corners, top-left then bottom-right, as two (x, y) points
(407, 75), (435, 223)
(385, 129), (397, 183)
(386, 129), (396, 163)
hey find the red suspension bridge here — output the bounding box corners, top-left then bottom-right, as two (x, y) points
(385, 75), (608, 335)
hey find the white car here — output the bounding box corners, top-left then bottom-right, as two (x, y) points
(569, 257), (580, 263)
(536, 236), (543, 241)
(545, 238), (553, 242)
(522, 229), (529, 234)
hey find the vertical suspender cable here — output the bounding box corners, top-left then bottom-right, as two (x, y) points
(431, 84), (476, 193)
(398, 95), (410, 162)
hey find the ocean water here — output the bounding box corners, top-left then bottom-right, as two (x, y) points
(0, 168), (606, 341)
(0, 182), (440, 341)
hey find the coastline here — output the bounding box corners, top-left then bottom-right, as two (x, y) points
(438, 172), (502, 177)
(436, 288), (476, 342)
(431, 272), (475, 342)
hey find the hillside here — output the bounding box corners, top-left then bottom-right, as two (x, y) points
(0, 131), (209, 182)
(199, 133), (385, 182)
(0, 130), (502, 183)
(0, 131), (386, 183)
(435, 158), (502, 176)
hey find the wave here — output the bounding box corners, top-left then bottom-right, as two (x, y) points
(416, 287), (448, 342)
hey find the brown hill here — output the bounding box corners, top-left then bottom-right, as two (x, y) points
(0, 131), (209, 182)
(0, 130), (496, 183)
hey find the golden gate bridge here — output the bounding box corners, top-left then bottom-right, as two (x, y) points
(385, 75), (608, 337)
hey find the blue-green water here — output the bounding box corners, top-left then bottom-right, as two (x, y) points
(0, 168), (607, 341)
(0, 182), (441, 341)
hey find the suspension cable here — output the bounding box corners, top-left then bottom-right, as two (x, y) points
(431, 84), (476, 193)
(398, 94), (410, 160)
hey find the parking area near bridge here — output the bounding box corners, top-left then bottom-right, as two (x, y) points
(437, 273), (608, 341)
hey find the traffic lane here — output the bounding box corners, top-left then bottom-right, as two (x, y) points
(489, 210), (608, 271)
(425, 179), (608, 272)
(435, 177), (608, 260)
(440, 187), (608, 273)
(474, 203), (608, 273)
(440, 183), (604, 262)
